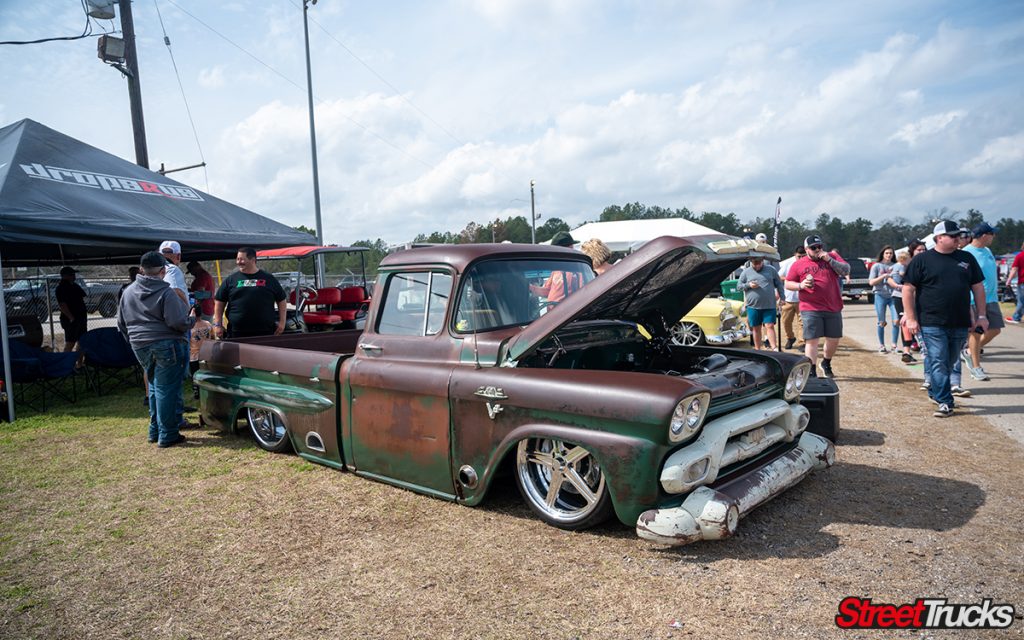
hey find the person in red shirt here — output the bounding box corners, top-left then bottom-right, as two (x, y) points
(1007, 241), (1024, 323)
(784, 234), (850, 378)
(186, 261), (216, 321)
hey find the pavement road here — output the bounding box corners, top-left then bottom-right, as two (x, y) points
(837, 300), (1023, 446)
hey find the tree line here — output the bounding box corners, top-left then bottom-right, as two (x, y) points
(311, 203), (1024, 277)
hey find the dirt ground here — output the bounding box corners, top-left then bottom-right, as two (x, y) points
(1, 339), (1022, 639)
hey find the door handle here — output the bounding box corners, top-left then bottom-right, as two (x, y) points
(359, 343), (383, 353)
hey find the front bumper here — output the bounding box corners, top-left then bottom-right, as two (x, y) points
(706, 325), (750, 345)
(636, 431), (834, 546)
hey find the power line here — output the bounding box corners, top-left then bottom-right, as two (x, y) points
(0, 0), (92, 45)
(162, 0), (438, 170)
(153, 0), (210, 192)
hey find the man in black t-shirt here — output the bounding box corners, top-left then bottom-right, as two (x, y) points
(902, 221), (986, 418)
(212, 247), (287, 339)
(55, 266), (88, 352)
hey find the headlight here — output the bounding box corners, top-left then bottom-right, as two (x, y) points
(784, 362), (811, 400)
(669, 392), (710, 443)
(719, 307), (728, 320)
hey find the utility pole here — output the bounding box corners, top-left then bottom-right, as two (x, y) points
(530, 180), (537, 244)
(303, 0), (324, 248)
(119, 0), (149, 168)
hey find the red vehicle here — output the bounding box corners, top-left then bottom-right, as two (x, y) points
(256, 245), (372, 331)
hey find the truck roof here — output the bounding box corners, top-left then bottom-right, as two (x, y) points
(379, 243), (585, 273)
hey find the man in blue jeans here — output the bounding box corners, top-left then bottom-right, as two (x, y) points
(117, 251), (194, 447)
(901, 221), (987, 418)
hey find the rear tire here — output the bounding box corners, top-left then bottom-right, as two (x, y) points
(98, 296), (117, 318)
(246, 407), (292, 453)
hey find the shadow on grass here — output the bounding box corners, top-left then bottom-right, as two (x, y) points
(838, 428), (886, 446)
(477, 461), (985, 559)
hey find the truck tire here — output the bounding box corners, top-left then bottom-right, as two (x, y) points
(514, 437), (612, 530)
(246, 407), (293, 453)
(98, 295), (117, 318)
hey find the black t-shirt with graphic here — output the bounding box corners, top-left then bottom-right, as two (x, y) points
(215, 269), (286, 336)
(904, 248), (983, 328)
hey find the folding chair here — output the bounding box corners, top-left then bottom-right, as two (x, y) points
(7, 340), (79, 411)
(78, 328), (142, 396)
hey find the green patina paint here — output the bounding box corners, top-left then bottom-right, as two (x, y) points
(348, 429), (454, 496)
(196, 371), (333, 415)
(296, 453), (345, 471)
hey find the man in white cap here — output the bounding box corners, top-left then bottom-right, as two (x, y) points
(159, 240), (194, 427)
(158, 241), (188, 304)
(902, 221), (986, 418)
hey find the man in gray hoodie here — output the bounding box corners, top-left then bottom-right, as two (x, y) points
(117, 251), (194, 448)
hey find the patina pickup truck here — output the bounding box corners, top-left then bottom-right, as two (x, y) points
(197, 235), (836, 546)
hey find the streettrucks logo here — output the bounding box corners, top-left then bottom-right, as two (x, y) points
(836, 596), (1015, 630)
(20, 162), (204, 201)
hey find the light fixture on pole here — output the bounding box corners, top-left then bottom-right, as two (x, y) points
(530, 179), (536, 244)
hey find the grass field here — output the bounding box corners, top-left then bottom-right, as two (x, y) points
(2, 346), (1022, 639)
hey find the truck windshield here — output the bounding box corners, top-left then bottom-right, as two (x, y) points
(454, 259), (594, 332)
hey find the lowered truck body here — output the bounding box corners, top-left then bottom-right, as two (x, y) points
(198, 236), (836, 546)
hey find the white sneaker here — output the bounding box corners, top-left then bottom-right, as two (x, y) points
(920, 381), (930, 390)
(951, 385), (972, 398)
(933, 403), (954, 418)
(878, 345), (888, 354)
(968, 366), (990, 382)
(960, 348), (972, 365)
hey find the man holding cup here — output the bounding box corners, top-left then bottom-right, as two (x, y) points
(784, 234), (850, 378)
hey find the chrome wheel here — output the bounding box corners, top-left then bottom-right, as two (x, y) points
(670, 321), (704, 346)
(515, 438), (612, 530)
(247, 407), (292, 453)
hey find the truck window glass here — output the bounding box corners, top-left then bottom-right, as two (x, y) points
(378, 271), (452, 336)
(454, 259), (593, 332)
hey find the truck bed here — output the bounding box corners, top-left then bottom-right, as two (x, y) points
(226, 329), (362, 354)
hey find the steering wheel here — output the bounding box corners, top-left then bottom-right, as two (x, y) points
(295, 285), (317, 312)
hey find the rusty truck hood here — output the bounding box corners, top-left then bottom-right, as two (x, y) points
(503, 234), (777, 363)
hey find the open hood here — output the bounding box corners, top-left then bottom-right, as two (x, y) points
(503, 234), (777, 363)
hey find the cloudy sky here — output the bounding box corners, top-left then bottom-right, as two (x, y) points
(2, 0), (1023, 244)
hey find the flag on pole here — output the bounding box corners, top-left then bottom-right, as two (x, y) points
(772, 196), (782, 248)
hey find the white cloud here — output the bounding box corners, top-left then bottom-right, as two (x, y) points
(197, 66), (225, 89)
(890, 110), (965, 145)
(960, 133), (1024, 177)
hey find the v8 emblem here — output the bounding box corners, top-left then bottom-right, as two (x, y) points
(486, 402), (503, 420)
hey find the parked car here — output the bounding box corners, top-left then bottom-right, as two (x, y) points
(3, 276), (121, 320)
(669, 297), (749, 346)
(198, 237), (836, 547)
(843, 257), (872, 302)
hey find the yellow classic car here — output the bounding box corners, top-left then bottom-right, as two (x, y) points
(669, 296), (750, 346)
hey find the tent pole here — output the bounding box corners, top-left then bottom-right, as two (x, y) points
(0, 250), (16, 422)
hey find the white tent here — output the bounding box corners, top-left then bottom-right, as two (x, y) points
(565, 219), (722, 252)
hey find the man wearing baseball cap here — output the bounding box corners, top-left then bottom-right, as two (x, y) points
(783, 233), (850, 378)
(117, 251), (194, 448)
(158, 241), (188, 304)
(55, 265), (88, 353)
(961, 222), (1003, 381)
(902, 221), (986, 418)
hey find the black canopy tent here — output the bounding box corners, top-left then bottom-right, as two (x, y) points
(0, 118), (317, 420)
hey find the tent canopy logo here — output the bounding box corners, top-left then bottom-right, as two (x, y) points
(20, 162), (204, 201)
